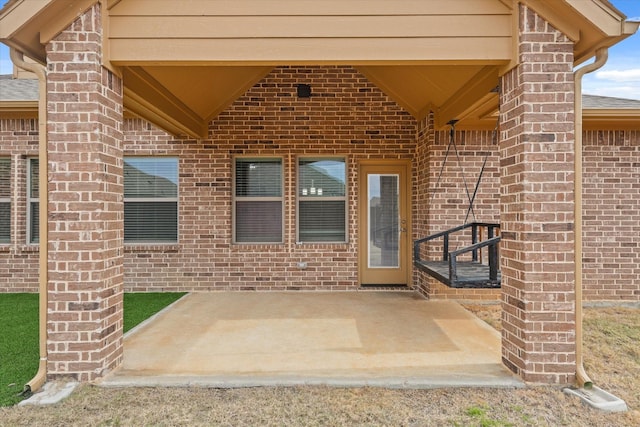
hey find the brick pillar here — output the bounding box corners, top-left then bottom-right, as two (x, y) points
(499, 5), (576, 383)
(414, 113), (434, 297)
(46, 4), (124, 381)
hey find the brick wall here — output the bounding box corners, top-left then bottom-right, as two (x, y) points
(414, 115), (503, 299)
(2, 73), (639, 304)
(2, 116), (639, 302)
(425, 128), (502, 300)
(583, 130), (640, 300)
(45, 3), (124, 381)
(0, 118), (39, 291)
(414, 114), (433, 296)
(499, 4), (577, 384)
(124, 66), (416, 291)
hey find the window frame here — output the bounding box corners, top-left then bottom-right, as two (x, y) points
(232, 156), (285, 244)
(0, 157), (10, 244)
(123, 156), (179, 245)
(27, 157), (39, 245)
(296, 156), (348, 244)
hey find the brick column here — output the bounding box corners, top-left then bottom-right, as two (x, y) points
(414, 113), (434, 297)
(46, 4), (124, 381)
(499, 5), (576, 383)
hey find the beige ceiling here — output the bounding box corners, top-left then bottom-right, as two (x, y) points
(140, 66), (272, 123)
(120, 63), (503, 137)
(121, 65), (274, 136)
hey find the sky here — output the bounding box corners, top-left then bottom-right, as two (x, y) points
(0, 0), (639, 100)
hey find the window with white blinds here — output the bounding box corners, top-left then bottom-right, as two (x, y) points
(0, 158), (9, 244)
(27, 158), (39, 244)
(234, 158), (283, 243)
(124, 157), (178, 243)
(298, 158), (347, 242)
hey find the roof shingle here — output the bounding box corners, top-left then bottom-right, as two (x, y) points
(0, 75), (39, 100)
(1, 74), (640, 112)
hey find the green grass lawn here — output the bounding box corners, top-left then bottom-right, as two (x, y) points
(123, 292), (186, 333)
(0, 294), (39, 407)
(0, 292), (185, 407)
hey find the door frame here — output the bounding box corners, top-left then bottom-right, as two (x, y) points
(358, 159), (413, 287)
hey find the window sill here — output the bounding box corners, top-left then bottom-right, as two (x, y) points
(231, 243), (285, 251)
(0, 244), (40, 253)
(295, 242), (351, 250)
(125, 243), (180, 253)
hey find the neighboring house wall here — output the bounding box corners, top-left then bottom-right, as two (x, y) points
(583, 130), (640, 300)
(0, 118), (39, 291)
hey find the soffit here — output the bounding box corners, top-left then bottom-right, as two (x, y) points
(521, 0), (639, 65)
(0, 0), (97, 63)
(108, 0), (513, 136)
(357, 65), (501, 128)
(133, 66), (273, 123)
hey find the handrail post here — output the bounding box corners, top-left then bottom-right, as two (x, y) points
(489, 241), (498, 281)
(443, 234), (449, 261)
(471, 223), (478, 262)
(449, 255), (458, 285)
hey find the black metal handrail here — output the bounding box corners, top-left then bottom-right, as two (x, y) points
(414, 222), (501, 287)
(448, 236), (501, 282)
(414, 222), (500, 262)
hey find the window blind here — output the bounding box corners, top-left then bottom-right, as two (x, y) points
(0, 158), (9, 243)
(124, 157), (178, 243)
(298, 158), (346, 242)
(234, 158), (283, 243)
(28, 158), (39, 244)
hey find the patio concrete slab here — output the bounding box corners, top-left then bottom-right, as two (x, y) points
(101, 292), (523, 389)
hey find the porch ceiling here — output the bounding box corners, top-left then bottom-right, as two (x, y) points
(121, 65), (273, 138)
(119, 62), (503, 138)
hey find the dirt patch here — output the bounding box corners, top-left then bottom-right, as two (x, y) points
(1, 305), (638, 426)
(461, 303), (502, 331)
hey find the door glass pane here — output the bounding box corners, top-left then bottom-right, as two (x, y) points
(368, 174), (399, 268)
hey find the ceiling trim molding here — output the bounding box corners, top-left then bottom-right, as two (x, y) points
(435, 66), (499, 129)
(123, 66), (207, 138)
(204, 67), (273, 123)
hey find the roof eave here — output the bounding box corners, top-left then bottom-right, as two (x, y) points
(583, 109), (640, 130)
(0, 100), (39, 118)
(0, 0), (98, 64)
(575, 21), (640, 66)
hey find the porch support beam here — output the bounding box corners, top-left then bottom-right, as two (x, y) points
(435, 66), (499, 129)
(46, 3), (124, 381)
(122, 66), (207, 139)
(498, 4), (577, 384)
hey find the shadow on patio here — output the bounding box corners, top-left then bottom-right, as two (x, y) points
(101, 292), (523, 388)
